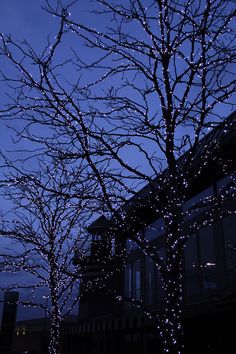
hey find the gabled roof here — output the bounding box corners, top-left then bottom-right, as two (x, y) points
(87, 215), (110, 235)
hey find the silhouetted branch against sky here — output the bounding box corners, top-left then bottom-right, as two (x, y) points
(0, 156), (98, 353)
(0, 1), (235, 353)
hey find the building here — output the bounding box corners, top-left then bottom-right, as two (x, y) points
(0, 291), (19, 354)
(11, 316), (78, 354)
(11, 318), (49, 354)
(69, 112), (236, 354)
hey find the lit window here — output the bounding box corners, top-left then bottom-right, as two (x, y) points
(184, 225), (217, 299)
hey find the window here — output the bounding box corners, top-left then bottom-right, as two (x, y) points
(184, 225), (217, 299)
(223, 215), (236, 283)
(16, 327), (26, 335)
(125, 264), (132, 298)
(146, 257), (155, 304)
(184, 236), (200, 297)
(93, 234), (102, 241)
(111, 238), (116, 255)
(124, 259), (141, 301)
(199, 226), (216, 291)
(145, 250), (165, 306)
(133, 260), (141, 300)
(156, 248), (165, 306)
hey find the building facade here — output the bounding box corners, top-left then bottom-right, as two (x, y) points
(68, 113), (236, 354)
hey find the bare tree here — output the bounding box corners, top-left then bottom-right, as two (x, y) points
(0, 158), (96, 354)
(0, 0), (236, 353)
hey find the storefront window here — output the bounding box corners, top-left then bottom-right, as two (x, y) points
(184, 236), (200, 297)
(223, 215), (236, 283)
(199, 226), (216, 291)
(184, 225), (216, 298)
(145, 249), (165, 306)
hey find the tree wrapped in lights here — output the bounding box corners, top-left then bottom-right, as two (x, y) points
(0, 0), (236, 353)
(0, 158), (96, 354)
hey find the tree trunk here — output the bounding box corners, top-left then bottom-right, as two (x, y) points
(161, 256), (184, 354)
(160, 296), (184, 353)
(48, 282), (61, 354)
(48, 312), (61, 354)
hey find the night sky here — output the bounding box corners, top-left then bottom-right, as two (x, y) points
(0, 0), (43, 323)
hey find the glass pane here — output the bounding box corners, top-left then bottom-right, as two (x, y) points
(125, 263), (132, 297)
(156, 248), (165, 305)
(185, 236), (198, 272)
(156, 267), (165, 306)
(111, 238), (116, 255)
(146, 257), (155, 304)
(223, 215), (236, 283)
(184, 236), (200, 297)
(199, 226), (216, 291)
(133, 259), (141, 300)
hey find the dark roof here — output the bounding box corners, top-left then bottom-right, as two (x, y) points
(87, 215), (110, 235)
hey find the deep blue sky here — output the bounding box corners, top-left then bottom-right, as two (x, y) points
(0, 1), (44, 150)
(0, 0), (91, 322)
(0, 0), (93, 150)
(0, 0), (46, 323)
